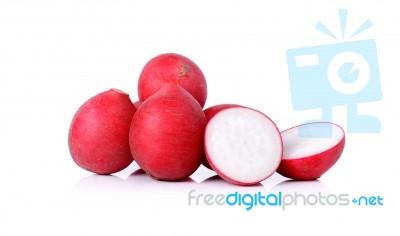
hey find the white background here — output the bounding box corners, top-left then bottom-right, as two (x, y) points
(1, 0), (399, 235)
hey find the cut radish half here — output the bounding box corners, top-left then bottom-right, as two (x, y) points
(204, 107), (283, 186)
(277, 122), (345, 180)
(202, 104), (244, 169)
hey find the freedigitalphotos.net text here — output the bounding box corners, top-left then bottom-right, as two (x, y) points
(188, 189), (383, 211)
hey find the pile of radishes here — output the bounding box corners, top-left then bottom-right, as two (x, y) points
(68, 53), (345, 185)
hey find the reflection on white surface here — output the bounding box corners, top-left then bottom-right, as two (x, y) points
(73, 167), (332, 196)
(198, 175), (265, 192)
(74, 167), (273, 196)
(125, 168), (199, 194)
(270, 179), (331, 194)
(126, 168), (196, 183)
(74, 174), (125, 190)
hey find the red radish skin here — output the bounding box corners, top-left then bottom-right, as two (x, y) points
(129, 83), (206, 181)
(138, 53), (207, 107)
(204, 104), (244, 121)
(204, 107), (283, 186)
(133, 100), (142, 110)
(277, 122), (345, 180)
(202, 104), (244, 169)
(68, 89), (136, 175)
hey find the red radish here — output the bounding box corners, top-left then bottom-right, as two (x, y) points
(277, 122), (345, 180)
(202, 104), (244, 169)
(204, 104), (244, 121)
(204, 107), (283, 185)
(138, 53), (207, 107)
(129, 82), (206, 181)
(68, 89), (136, 175)
(133, 100), (142, 109)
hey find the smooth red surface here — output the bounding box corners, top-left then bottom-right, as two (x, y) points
(138, 53), (207, 107)
(68, 89), (136, 174)
(133, 100), (142, 109)
(130, 83), (206, 181)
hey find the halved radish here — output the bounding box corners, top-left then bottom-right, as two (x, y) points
(204, 104), (244, 121)
(204, 107), (282, 186)
(277, 122), (345, 180)
(202, 104), (244, 169)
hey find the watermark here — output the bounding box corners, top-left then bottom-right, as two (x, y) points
(286, 9), (382, 137)
(188, 189), (384, 211)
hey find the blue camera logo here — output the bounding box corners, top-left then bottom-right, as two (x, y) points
(286, 9), (382, 136)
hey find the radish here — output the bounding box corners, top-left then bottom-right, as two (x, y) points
(204, 107), (283, 185)
(202, 104), (243, 169)
(133, 100), (142, 110)
(204, 104), (244, 121)
(138, 53), (207, 107)
(129, 82), (206, 181)
(277, 122), (345, 180)
(68, 89), (136, 175)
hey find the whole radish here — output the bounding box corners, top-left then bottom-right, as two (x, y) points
(138, 53), (207, 107)
(129, 82), (206, 181)
(68, 89), (136, 175)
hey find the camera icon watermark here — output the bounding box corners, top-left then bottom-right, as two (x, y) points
(286, 9), (382, 137)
